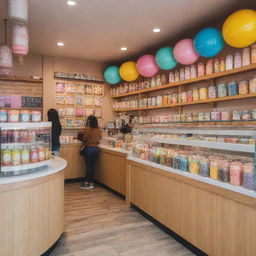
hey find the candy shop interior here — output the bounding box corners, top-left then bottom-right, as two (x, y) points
(1, 1), (256, 256)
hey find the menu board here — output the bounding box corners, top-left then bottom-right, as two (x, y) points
(21, 97), (43, 108)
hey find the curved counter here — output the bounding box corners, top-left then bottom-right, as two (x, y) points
(0, 157), (67, 256)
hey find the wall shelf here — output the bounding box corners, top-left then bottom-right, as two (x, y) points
(114, 93), (256, 112)
(111, 64), (256, 98)
(54, 76), (104, 84)
(0, 77), (43, 83)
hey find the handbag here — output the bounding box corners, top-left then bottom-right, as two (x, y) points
(80, 143), (86, 155)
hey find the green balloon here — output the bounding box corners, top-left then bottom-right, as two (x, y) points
(155, 46), (177, 70)
(103, 66), (121, 85)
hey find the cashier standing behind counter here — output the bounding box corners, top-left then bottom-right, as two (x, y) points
(80, 115), (101, 190)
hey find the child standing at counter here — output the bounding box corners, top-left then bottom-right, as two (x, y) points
(80, 115), (101, 190)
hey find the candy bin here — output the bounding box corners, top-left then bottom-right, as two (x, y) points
(210, 159), (219, 180)
(187, 90), (193, 102)
(229, 161), (243, 186)
(159, 148), (167, 165)
(243, 163), (254, 190)
(249, 77), (256, 93)
(199, 87), (208, 100)
(199, 157), (209, 177)
(172, 152), (180, 170)
(208, 85), (217, 99)
(217, 83), (227, 98)
(238, 80), (249, 95)
(189, 155), (199, 175)
(192, 88), (199, 101)
(180, 154), (188, 172)
(228, 81), (238, 96)
(218, 160), (229, 183)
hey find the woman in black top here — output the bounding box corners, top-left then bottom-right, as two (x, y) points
(47, 109), (62, 155)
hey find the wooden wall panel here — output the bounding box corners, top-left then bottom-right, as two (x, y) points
(60, 144), (85, 179)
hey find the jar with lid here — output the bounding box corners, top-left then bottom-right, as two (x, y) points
(12, 147), (21, 165)
(151, 96), (157, 106)
(167, 95), (172, 104)
(197, 62), (205, 77)
(21, 146), (30, 164)
(161, 74), (167, 85)
(208, 85), (217, 99)
(225, 55), (233, 71)
(199, 157), (209, 177)
(218, 160), (229, 182)
(206, 59), (213, 75)
(30, 146), (39, 163)
(0, 109), (8, 122)
(210, 159), (218, 179)
(232, 110), (241, 120)
(242, 110), (251, 120)
(190, 65), (197, 78)
(220, 57), (225, 72)
(214, 58), (220, 73)
(221, 111), (230, 121)
(185, 66), (191, 80)
(169, 71), (175, 83)
(252, 109), (256, 120)
(242, 47), (250, 66)
(163, 95), (168, 105)
(172, 94), (178, 104)
(156, 95), (163, 106)
(20, 110), (31, 122)
(2, 147), (12, 166)
(8, 110), (19, 122)
(211, 111), (221, 121)
(217, 83), (227, 98)
(147, 97), (152, 107)
(180, 68), (185, 81)
(234, 51), (242, 68)
(193, 112), (199, 121)
(238, 80), (249, 95)
(156, 75), (161, 86)
(189, 156), (199, 174)
(204, 112), (211, 121)
(186, 113), (193, 122)
(192, 88), (199, 101)
(251, 43), (256, 64)
(228, 81), (238, 96)
(199, 87), (208, 100)
(180, 154), (188, 172)
(249, 77), (256, 93)
(150, 77), (156, 87)
(31, 111), (42, 122)
(187, 90), (193, 102)
(230, 161), (243, 186)
(198, 112), (205, 121)
(180, 114), (186, 122)
(174, 70), (180, 82)
(181, 92), (187, 103)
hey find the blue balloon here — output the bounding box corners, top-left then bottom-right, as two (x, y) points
(194, 27), (224, 58)
(103, 66), (121, 85)
(155, 47), (177, 70)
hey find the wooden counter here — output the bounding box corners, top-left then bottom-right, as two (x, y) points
(0, 157), (67, 256)
(60, 143), (86, 179)
(126, 157), (256, 256)
(96, 147), (127, 196)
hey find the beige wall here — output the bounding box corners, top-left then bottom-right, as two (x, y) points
(10, 53), (116, 129)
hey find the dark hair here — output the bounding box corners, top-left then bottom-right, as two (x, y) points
(47, 109), (61, 126)
(86, 115), (98, 128)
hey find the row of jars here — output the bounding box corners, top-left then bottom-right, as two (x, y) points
(132, 144), (255, 190)
(113, 78), (256, 110)
(110, 45), (256, 96)
(132, 109), (256, 124)
(0, 109), (42, 123)
(1, 129), (51, 144)
(1, 145), (51, 166)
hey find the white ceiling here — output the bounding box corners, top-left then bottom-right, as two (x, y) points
(0, 0), (246, 62)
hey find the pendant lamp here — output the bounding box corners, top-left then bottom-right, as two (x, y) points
(8, 0), (28, 24)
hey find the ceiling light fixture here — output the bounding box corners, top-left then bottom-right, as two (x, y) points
(121, 47), (127, 51)
(67, 0), (76, 6)
(153, 27), (161, 33)
(57, 41), (64, 46)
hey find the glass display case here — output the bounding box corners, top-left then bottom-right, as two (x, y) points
(130, 126), (256, 191)
(0, 122), (52, 177)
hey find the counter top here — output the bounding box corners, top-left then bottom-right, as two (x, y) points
(0, 157), (67, 185)
(128, 156), (256, 199)
(99, 145), (128, 154)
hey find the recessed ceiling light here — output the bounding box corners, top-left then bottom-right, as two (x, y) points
(153, 27), (161, 33)
(121, 47), (127, 51)
(57, 41), (64, 46)
(67, 0), (76, 6)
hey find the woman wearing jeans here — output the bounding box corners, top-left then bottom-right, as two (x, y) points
(80, 115), (101, 190)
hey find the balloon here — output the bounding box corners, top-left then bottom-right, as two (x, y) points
(194, 27), (224, 57)
(222, 9), (256, 48)
(173, 39), (199, 65)
(103, 66), (121, 85)
(119, 61), (139, 82)
(155, 47), (177, 70)
(136, 54), (159, 77)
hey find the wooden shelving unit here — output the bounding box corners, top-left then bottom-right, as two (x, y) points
(115, 93), (256, 112)
(54, 76), (104, 84)
(112, 64), (256, 98)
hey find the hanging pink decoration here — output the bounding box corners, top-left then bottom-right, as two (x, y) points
(0, 45), (13, 77)
(173, 39), (199, 65)
(12, 24), (29, 65)
(136, 54), (159, 77)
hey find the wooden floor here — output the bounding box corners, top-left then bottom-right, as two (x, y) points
(50, 183), (195, 256)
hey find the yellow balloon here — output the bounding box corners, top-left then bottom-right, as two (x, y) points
(119, 61), (139, 82)
(222, 9), (256, 48)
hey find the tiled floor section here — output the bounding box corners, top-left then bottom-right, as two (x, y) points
(50, 183), (195, 256)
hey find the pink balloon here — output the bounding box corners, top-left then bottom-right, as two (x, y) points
(136, 54), (159, 77)
(173, 39), (199, 65)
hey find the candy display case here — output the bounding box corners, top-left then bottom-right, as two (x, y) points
(130, 126), (256, 192)
(0, 122), (52, 177)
